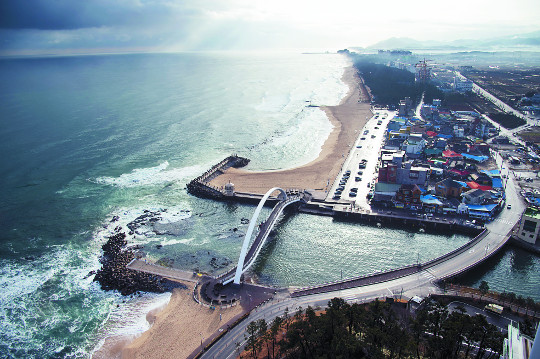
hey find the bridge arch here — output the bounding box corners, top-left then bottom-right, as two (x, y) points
(233, 187), (287, 284)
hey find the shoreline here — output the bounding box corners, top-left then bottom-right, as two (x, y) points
(93, 63), (371, 359)
(209, 65), (372, 194)
(91, 282), (245, 359)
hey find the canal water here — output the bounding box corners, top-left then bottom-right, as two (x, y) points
(0, 52), (537, 358)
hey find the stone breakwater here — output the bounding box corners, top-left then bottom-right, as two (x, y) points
(186, 155), (249, 199)
(93, 230), (185, 296)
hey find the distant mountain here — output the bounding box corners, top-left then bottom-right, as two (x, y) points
(365, 31), (540, 51)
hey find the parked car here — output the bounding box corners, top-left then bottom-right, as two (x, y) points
(355, 176), (362, 182)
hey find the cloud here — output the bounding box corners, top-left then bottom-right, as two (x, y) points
(0, 0), (200, 30)
(0, 0), (539, 55)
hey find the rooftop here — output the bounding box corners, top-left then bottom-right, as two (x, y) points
(524, 206), (540, 220)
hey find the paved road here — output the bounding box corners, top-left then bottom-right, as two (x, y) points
(455, 71), (532, 145)
(447, 301), (513, 332)
(326, 109), (395, 209)
(201, 278), (440, 359)
(201, 152), (525, 358)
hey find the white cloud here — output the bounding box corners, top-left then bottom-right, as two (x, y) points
(1, 0), (539, 54)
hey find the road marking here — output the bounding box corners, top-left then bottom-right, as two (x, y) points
(419, 271), (436, 281)
(494, 218), (513, 225)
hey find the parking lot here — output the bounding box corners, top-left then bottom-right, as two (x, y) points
(326, 109), (395, 209)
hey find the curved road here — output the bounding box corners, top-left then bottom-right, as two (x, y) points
(202, 153), (524, 358)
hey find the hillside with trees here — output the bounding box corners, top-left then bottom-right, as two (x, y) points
(242, 297), (508, 359)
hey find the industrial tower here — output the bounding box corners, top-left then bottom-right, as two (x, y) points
(415, 59), (431, 83)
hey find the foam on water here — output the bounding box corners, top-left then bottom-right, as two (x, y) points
(0, 241), (112, 358)
(244, 55), (349, 170)
(93, 162), (206, 188)
(91, 291), (172, 358)
(157, 237), (195, 246)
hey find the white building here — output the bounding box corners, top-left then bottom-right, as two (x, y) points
(454, 125), (465, 138)
(402, 133), (426, 157)
(516, 207), (540, 245)
(453, 77), (473, 93)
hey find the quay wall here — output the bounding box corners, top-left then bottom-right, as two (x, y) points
(508, 236), (540, 255)
(186, 155), (249, 200)
(332, 207), (482, 236)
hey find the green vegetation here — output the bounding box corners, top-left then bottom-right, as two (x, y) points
(479, 281), (489, 299)
(349, 55), (444, 106)
(242, 297), (507, 359)
(488, 113), (526, 129)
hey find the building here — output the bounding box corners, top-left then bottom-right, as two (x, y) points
(421, 194), (443, 213)
(454, 125), (465, 138)
(470, 173), (493, 186)
(415, 60), (431, 83)
(372, 182), (402, 205)
(435, 178), (467, 198)
(379, 160), (429, 187)
(453, 77), (473, 93)
(378, 163), (398, 183)
(393, 184), (422, 210)
(462, 189), (490, 205)
(396, 162), (430, 186)
(402, 133), (426, 158)
(516, 207), (540, 245)
(502, 322), (538, 359)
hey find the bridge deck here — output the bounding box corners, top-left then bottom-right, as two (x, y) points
(127, 259), (199, 283)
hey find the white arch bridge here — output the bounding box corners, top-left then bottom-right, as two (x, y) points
(218, 188), (305, 285)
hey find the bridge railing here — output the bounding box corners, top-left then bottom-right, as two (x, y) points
(421, 228), (488, 271)
(241, 196), (302, 272)
(291, 227), (492, 297)
(217, 194), (303, 285)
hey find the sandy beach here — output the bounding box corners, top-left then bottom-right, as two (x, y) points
(120, 284), (244, 359)
(209, 66), (372, 194)
(93, 65), (371, 359)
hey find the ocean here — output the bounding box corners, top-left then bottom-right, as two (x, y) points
(0, 52), (538, 358)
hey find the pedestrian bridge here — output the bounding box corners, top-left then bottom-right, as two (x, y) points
(218, 187), (304, 285)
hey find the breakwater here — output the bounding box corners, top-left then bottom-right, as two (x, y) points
(186, 155), (250, 199)
(93, 229), (186, 296)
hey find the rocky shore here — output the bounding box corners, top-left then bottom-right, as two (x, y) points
(93, 229), (185, 296)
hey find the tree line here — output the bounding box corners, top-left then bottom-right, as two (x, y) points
(242, 297), (509, 359)
(348, 54), (444, 107)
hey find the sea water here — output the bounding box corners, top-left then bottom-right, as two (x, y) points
(0, 52), (538, 358)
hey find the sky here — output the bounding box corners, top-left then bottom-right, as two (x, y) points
(1, 0), (539, 56)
